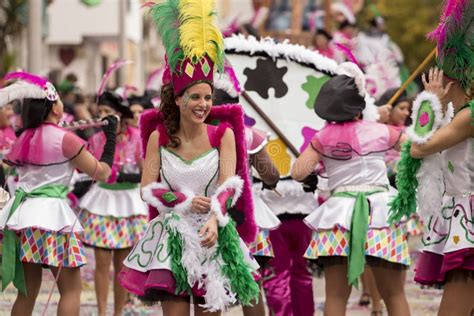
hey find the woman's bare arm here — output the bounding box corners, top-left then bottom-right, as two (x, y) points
(291, 145), (321, 182)
(141, 130), (160, 188)
(218, 128), (237, 184)
(71, 149), (111, 182)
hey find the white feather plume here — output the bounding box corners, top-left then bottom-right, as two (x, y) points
(335, 62), (366, 97)
(0, 81), (45, 107)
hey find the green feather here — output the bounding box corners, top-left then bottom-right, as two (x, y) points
(149, 0), (184, 73)
(217, 220), (260, 306)
(388, 141), (422, 223)
(167, 227), (190, 295)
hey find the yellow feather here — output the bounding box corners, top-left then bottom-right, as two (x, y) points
(178, 0), (224, 67)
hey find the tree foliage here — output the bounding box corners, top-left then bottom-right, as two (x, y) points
(0, 0), (27, 76)
(359, 0), (441, 72)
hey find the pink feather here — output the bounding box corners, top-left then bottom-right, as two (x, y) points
(207, 104), (257, 243)
(224, 64), (242, 95)
(334, 43), (361, 68)
(146, 67), (163, 90)
(97, 59), (133, 97)
(122, 84), (138, 99)
(3, 72), (48, 88)
(427, 0), (469, 51)
(141, 1), (156, 9)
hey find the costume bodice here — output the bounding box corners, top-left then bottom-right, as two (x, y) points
(160, 147), (219, 197)
(441, 137), (473, 196)
(12, 124), (81, 191)
(323, 154), (390, 190)
(18, 163), (75, 191)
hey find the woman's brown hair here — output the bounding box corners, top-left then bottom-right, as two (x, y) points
(160, 84), (181, 148)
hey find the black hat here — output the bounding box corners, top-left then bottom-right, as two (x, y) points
(315, 28), (333, 41)
(375, 88), (408, 107)
(98, 91), (133, 119)
(314, 75), (365, 122)
(213, 88), (239, 106)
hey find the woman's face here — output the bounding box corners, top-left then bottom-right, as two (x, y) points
(389, 101), (410, 126)
(176, 83), (213, 124)
(52, 99), (65, 119)
(130, 103), (144, 127)
(97, 104), (117, 119)
(313, 34), (329, 49)
(0, 104), (15, 127)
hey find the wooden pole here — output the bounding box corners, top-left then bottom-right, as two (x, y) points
(387, 48), (436, 105)
(242, 91), (300, 157)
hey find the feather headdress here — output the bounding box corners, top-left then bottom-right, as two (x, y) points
(0, 72), (58, 107)
(428, 0), (473, 89)
(147, 0), (225, 95)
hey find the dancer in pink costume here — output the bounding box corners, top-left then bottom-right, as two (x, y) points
(292, 63), (411, 316)
(376, 88), (425, 238)
(79, 90), (148, 316)
(257, 177), (318, 316)
(0, 72), (117, 316)
(118, 1), (259, 314)
(389, 4), (473, 314)
(0, 101), (18, 195)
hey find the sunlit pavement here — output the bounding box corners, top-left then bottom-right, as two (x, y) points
(0, 236), (441, 315)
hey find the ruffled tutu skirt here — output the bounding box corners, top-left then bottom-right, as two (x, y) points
(0, 197), (86, 267)
(119, 212), (259, 307)
(415, 195), (474, 285)
(79, 210), (147, 249)
(247, 191), (280, 265)
(304, 187), (410, 268)
(79, 183), (148, 249)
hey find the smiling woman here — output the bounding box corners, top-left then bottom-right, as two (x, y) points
(117, 0), (260, 315)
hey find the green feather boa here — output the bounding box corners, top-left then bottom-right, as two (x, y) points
(217, 220), (260, 306)
(388, 140), (422, 223)
(167, 227), (189, 295)
(167, 218), (259, 305)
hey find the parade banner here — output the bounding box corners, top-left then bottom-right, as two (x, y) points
(224, 35), (339, 175)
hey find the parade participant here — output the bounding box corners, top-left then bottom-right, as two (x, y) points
(376, 88), (411, 186)
(118, 0), (259, 314)
(257, 177), (318, 316)
(214, 71), (281, 316)
(411, 69), (472, 314)
(0, 101), (18, 194)
(0, 72), (118, 316)
(376, 88), (424, 238)
(312, 28), (336, 60)
(128, 93), (154, 128)
(391, 2), (473, 314)
(292, 63), (410, 316)
(78, 90), (147, 316)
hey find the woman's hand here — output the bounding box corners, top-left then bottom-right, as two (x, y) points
(422, 67), (453, 110)
(200, 215), (218, 248)
(377, 104), (392, 123)
(191, 196), (211, 214)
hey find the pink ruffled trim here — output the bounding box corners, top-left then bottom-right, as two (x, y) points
(414, 248), (474, 285)
(119, 267), (261, 298)
(118, 267), (207, 298)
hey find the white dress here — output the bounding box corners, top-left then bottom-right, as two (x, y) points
(415, 137), (473, 285)
(120, 147), (258, 311)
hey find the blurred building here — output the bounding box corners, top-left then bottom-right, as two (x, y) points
(45, 0), (160, 94)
